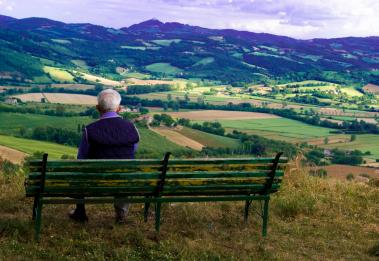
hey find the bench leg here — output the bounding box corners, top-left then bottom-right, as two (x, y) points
(155, 202), (161, 232)
(34, 197), (43, 241)
(262, 199), (270, 237)
(244, 200), (251, 223)
(144, 201), (150, 222)
(32, 196), (38, 220)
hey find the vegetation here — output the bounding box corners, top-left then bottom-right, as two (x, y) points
(0, 134), (77, 159)
(0, 163), (378, 260)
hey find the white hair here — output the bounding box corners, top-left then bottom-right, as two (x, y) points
(97, 89), (121, 112)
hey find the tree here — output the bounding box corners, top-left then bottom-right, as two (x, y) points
(324, 137), (329, 145)
(167, 94), (172, 101)
(350, 134), (357, 142)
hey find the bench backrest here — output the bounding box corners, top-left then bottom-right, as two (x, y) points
(162, 156), (287, 196)
(25, 153), (287, 198)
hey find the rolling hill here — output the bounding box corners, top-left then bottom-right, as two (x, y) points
(0, 15), (379, 86)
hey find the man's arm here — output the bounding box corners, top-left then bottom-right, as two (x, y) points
(77, 128), (89, 159)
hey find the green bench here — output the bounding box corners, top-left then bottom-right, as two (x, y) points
(25, 152), (287, 240)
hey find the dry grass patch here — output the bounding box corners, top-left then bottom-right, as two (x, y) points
(151, 127), (204, 151)
(0, 145), (26, 164)
(14, 93), (97, 105)
(0, 166), (378, 260)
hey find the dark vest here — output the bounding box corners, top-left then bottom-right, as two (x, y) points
(86, 117), (139, 159)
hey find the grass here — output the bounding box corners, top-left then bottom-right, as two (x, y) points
(177, 127), (240, 148)
(193, 57), (215, 66)
(136, 127), (191, 158)
(0, 164), (378, 259)
(217, 118), (333, 140)
(0, 112), (92, 135)
(340, 87), (364, 97)
(0, 134), (77, 158)
(123, 72), (151, 79)
(151, 39), (181, 46)
(145, 63), (182, 75)
(43, 66), (74, 82)
(322, 134), (379, 159)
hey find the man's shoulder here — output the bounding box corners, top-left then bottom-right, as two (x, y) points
(86, 117), (135, 129)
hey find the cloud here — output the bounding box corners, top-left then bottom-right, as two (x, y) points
(1, 0), (379, 38)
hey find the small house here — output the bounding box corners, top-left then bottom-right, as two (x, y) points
(4, 97), (18, 105)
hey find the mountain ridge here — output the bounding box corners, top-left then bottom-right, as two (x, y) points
(0, 14), (379, 85)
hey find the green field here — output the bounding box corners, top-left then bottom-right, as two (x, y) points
(322, 134), (379, 159)
(151, 39), (181, 46)
(145, 63), (182, 75)
(0, 112), (92, 135)
(43, 66), (74, 82)
(136, 127), (190, 157)
(217, 118), (333, 140)
(0, 134), (77, 158)
(178, 127), (240, 148)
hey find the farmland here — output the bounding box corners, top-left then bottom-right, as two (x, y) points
(177, 127), (240, 148)
(0, 112), (92, 135)
(134, 127), (191, 157)
(151, 127), (204, 150)
(76, 72), (120, 86)
(145, 63), (182, 75)
(43, 66), (74, 82)
(0, 134), (77, 159)
(0, 145), (26, 164)
(322, 134), (379, 159)
(164, 110), (279, 121)
(13, 93), (98, 105)
(216, 118), (332, 140)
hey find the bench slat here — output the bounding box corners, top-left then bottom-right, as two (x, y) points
(27, 170), (284, 181)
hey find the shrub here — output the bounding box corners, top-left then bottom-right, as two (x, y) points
(346, 173), (355, 181)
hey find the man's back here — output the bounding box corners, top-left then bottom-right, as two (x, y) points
(86, 116), (139, 159)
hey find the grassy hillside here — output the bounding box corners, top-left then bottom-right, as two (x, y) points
(0, 166), (377, 259)
(219, 118), (333, 140)
(322, 134), (379, 159)
(178, 127), (240, 148)
(0, 112), (92, 135)
(137, 127), (191, 158)
(0, 135), (77, 159)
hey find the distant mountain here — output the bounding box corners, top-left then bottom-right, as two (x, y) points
(0, 14), (379, 85)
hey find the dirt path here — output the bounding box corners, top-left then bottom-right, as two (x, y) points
(0, 145), (27, 164)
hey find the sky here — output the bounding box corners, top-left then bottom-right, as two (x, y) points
(0, 0), (378, 39)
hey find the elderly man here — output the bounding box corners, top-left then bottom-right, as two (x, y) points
(69, 89), (140, 224)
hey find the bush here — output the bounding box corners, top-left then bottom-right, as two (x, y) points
(346, 173), (355, 181)
(0, 157), (20, 176)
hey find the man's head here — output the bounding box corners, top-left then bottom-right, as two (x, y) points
(96, 89), (122, 114)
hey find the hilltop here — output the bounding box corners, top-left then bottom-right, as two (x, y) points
(0, 15), (379, 85)
(0, 161), (378, 260)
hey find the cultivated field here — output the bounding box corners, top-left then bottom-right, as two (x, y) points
(310, 164), (379, 179)
(14, 93), (97, 105)
(0, 145), (26, 164)
(76, 72), (120, 86)
(0, 112), (92, 135)
(0, 134), (77, 159)
(322, 134), (379, 159)
(51, 83), (94, 90)
(177, 127), (240, 149)
(151, 127), (204, 151)
(363, 83), (379, 94)
(219, 118), (332, 140)
(164, 110), (279, 121)
(125, 78), (175, 86)
(43, 66), (74, 82)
